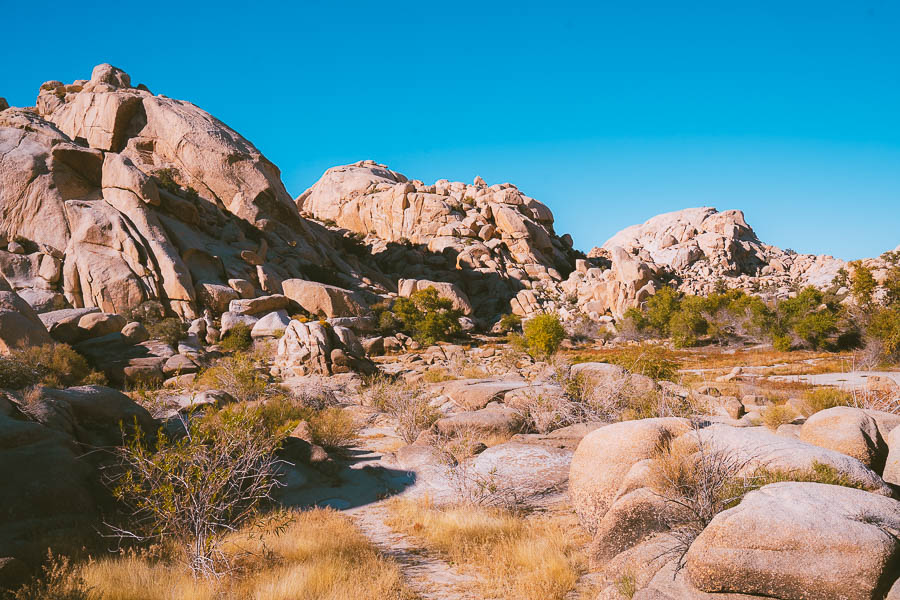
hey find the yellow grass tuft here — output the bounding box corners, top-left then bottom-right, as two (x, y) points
(386, 498), (585, 600)
(77, 509), (412, 600)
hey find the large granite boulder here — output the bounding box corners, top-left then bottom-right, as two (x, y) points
(685, 482), (900, 600)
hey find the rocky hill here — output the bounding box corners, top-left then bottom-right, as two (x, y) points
(298, 160), (579, 318)
(1, 63), (897, 342)
(1, 64), (383, 324)
(594, 206), (847, 297)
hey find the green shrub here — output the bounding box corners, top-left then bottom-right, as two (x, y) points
(497, 313), (522, 333)
(645, 286), (681, 334)
(604, 344), (680, 381)
(392, 287), (462, 345)
(668, 296), (709, 348)
(123, 300), (166, 325)
(196, 353), (269, 401)
(107, 409), (283, 577)
(147, 317), (187, 347)
(220, 323), (253, 352)
(522, 313), (566, 358)
(868, 307), (900, 362)
(305, 407), (360, 450)
(761, 404), (797, 430)
(797, 387), (854, 417)
(0, 343), (99, 389)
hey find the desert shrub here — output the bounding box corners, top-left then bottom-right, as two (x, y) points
(761, 404), (797, 430)
(796, 387), (854, 416)
(147, 317), (187, 347)
(219, 323), (253, 352)
(668, 296), (709, 347)
(625, 285), (850, 351)
(867, 307), (900, 363)
(12, 552), (89, 600)
(0, 343), (98, 389)
(195, 353), (269, 401)
(603, 344), (679, 381)
(366, 376), (439, 443)
(392, 287), (462, 345)
(123, 300), (166, 326)
(105, 410), (284, 577)
(497, 313), (522, 333)
(645, 286), (682, 334)
(305, 406), (360, 450)
(649, 428), (756, 570)
(522, 313), (566, 358)
(745, 461), (867, 492)
(422, 368), (455, 383)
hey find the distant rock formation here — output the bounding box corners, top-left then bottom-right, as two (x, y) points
(298, 160), (579, 318)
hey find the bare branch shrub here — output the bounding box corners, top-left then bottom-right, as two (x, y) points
(648, 426), (758, 571)
(429, 430), (526, 511)
(364, 375), (440, 443)
(104, 410), (285, 578)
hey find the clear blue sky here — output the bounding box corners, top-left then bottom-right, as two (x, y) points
(3, 1), (899, 260)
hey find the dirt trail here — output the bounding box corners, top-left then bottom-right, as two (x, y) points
(291, 415), (481, 600)
(349, 501), (479, 600)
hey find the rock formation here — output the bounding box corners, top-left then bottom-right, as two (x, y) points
(1, 64), (375, 326)
(297, 160), (578, 318)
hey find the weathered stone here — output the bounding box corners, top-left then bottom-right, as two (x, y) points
(685, 482), (900, 600)
(251, 310), (291, 338)
(282, 279), (367, 318)
(569, 418), (691, 532)
(800, 406), (888, 472)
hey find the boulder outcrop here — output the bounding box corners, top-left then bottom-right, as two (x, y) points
(297, 160), (578, 318)
(1, 64), (370, 322)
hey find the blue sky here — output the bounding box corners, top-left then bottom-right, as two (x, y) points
(3, 0), (899, 259)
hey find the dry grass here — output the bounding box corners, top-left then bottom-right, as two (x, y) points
(761, 404), (797, 430)
(386, 498), (585, 600)
(75, 509), (413, 600)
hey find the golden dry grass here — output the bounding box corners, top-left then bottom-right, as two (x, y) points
(386, 498), (586, 600)
(78, 509), (414, 600)
(761, 404), (798, 430)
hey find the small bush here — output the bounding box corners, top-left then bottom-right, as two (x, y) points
(196, 353), (269, 401)
(366, 376), (440, 443)
(603, 344), (679, 381)
(850, 261), (877, 307)
(147, 317), (187, 347)
(220, 323), (253, 352)
(306, 407), (361, 450)
(0, 343), (98, 389)
(123, 300), (166, 325)
(797, 387), (854, 416)
(867, 307), (900, 364)
(12, 552), (89, 600)
(522, 313), (566, 358)
(761, 404), (797, 430)
(392, 288), (463, 345)
(105, 410), (284, 577)
(422, 368), (455, 383)
(649, 427), (757, 570)
(497, 313), (522, 333)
